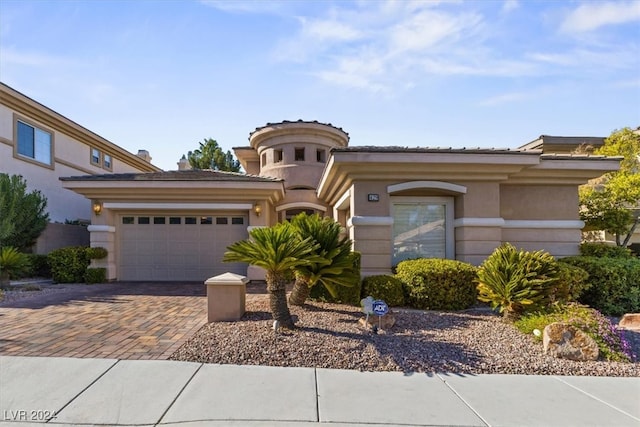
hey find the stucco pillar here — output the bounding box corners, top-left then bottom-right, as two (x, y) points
(348, 216), (394, 277)
(87, 225), (116, 281)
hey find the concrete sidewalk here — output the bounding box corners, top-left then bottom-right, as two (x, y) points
(0, 356), (638, 427)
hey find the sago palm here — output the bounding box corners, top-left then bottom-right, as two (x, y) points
(0, 246), (31, 286)
(288, 213), (360, 306)
(223, 222), (319, 329)
(476, 243), (558, 321)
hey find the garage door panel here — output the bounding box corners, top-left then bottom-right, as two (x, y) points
(118, 214), (248, 281)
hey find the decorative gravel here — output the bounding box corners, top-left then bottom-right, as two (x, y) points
(170, 298), (640, 377)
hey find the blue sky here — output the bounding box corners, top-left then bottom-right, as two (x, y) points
(1, 0), (639, 171)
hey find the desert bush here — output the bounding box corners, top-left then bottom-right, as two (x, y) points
(560, 256), (640, 316)
(84, 267), (107, 284)
(395, 258), (478, 310)
(579, 242), (633, 259)
(476, 244), (558, 320)
(514, 303), (635, 362)
(86, 247), (108, 260)
(26, 254), (51, 278)
(48, 246), (90, 283)
(361, 275), (404, 307)
(551, 262), (590, 304)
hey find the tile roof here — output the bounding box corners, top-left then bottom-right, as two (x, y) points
(60, 169), (282, 182)
(330, 146), (539, 154)
(249, 120), (349, 138)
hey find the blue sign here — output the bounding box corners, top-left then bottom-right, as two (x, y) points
(372, 300), (389, 316)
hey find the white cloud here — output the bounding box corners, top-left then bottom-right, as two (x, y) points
(561, 1), (640, 33)
(478, 91), (531, 106)
(301, 18), (363, 42)
(502, 0), (519, 14)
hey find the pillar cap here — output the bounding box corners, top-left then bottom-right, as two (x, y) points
(205, 272), (249, 285)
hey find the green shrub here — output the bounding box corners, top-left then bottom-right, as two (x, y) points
(48, 246), (90, 283)
(561, 256), (640, 316)
(476, 244), (558, 320)
(86, 247), (108, 260)
(26, 254), (51, 278)
(84, 267), (106, 284)
(361, 275), (404, 307)
(0, 247), (31, 284)
(395, 258), (478, 310)
(514, 303), (635, 362)
(552, 262), (590, 304)
(579, 242), (633, 259)
(310, 252), (361, 305)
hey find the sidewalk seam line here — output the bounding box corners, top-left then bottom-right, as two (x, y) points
(436, 373), (491, 427)
(155, 362), (204, 426)
(314, 368), (320, 423)
(48, 358), (120, 423)
(552, 376), (640, 422)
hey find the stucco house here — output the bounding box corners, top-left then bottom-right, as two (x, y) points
(60, 120), (621, 281)
(0, 83), (160, 252)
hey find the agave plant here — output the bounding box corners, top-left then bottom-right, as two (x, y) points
(0, 246), (31, 286)
(476, 243), (558, 321)
(288, 213), (359, 307)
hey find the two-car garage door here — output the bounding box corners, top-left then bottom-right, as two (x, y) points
(118, 213), (248, 281)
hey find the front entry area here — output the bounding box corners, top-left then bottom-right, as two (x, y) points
(118, 213), (248, 281)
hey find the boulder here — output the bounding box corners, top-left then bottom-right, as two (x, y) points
(618, 314), (640, 331)
(543, 322), (599, 361)
(359, 311), (396, 330)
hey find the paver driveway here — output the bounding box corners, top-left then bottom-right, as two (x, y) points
(0, 283), (211, 360)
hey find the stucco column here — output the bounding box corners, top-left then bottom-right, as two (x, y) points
(87, 225), (116, 280)
(348, 216), (394, 277)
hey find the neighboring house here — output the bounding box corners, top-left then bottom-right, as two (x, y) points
(520, 134), (640, 247)
(62, 120), (620, 281)
(0, 83), (160, 253)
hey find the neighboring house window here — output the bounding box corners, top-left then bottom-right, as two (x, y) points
(103, 154), (112, 170)
(295, 148), (305, 161)
(274, 149), (283, 163)
(317, 149), (325, 163)
(391, 197), (454, 265)
(16, 120), (52, 166)
(91, 148), (101, 166)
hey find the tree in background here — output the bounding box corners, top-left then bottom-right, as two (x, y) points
(186, 138), (241, 172)
(579, 127), (640, 247)
(0, 174), (49, 251)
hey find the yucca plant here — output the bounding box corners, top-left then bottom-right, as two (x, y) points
(0, 246), (31, 286)
(476, 243), (558, 321)
(288, 213), (359, 307)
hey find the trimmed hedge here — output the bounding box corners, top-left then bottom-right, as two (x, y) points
(26, 254), (51, 278)
(579, 243), (633, 259)
(361, 275), (404, 307)
(561, 256), (640, 316)
(84, 267), (106, 284)
(395, 259), (478, 310)
(552, 262), (590, 304)
(86, 247), (108, 260)
(48, 246), (90, 283)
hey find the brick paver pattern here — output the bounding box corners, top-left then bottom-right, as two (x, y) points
(0, 283), (210, 360)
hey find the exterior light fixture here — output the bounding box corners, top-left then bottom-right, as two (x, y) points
(92, 200), (103, 215)
(254, 203), (262, 217)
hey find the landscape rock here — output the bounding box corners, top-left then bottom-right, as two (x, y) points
(618, 314), (640, 331)
(543, 322), (599, 361)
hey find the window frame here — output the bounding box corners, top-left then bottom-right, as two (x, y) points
(390, 196), (455, 265)
(90, 147), (101, 166)
(13, 115), (54, 169)
(295, 147), (305, 162)
(103, 153), (113, 171)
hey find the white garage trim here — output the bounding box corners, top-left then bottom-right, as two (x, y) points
(104, 202), (253, 210)
(87, 225), (116, 232)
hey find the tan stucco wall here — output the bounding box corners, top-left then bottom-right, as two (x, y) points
(0, 104), (154, 224)
(500, 184), (579, 220)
